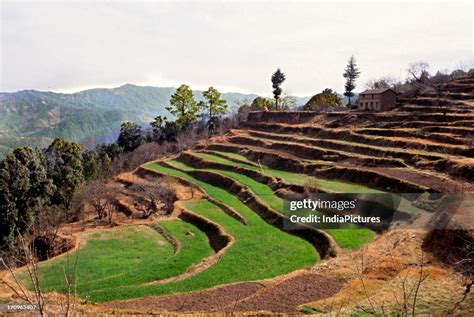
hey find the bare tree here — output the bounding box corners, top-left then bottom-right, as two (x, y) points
(1, 236), (82, 317)
(74, 181), (117, 222)
(355, 246), (429, 316)
(365, 76), (398, 90)
(450, 68), (467, 79)
(159, 185), (178, 215)
(429, 71), (451, 115)
(448, 277), (472, 314)
(131, 181), (178, 218)
(236, 97), (251, 107)
(218, 114), (240, 136)
(107, 203), (116, 225)
(356, 249), (377, 315)
(279, 91), (298, 110)
(91, 193), (109, 221)
(60, 245), (80, 317)
(407, 61), (430, 84)
(31, 206), (66, 261)
(175, 128), (208, 151)
(1, 235), (46, 316)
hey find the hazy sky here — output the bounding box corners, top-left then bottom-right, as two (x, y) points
(1, 1), (473, 96)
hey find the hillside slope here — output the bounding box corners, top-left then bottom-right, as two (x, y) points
(0, 84), (259, 158)
(3, 75), (473, 315)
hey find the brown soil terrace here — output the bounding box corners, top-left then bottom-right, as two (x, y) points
(107, 273), (343, 314)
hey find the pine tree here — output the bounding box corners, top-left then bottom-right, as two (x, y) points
(117, 121), (144, 152)
(271, 68), (286, 109)
(0, 147), (54, 251)
(202, 86), (228, 120)
(166, 84), (200, 127)
(82, 150), (99, 181)
(150, 115), (166, 141)
(45, 138), (85, 211)
(343, 56), (361, 106)
(150, 116), (180, 142)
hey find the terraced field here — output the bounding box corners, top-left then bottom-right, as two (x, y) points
(36, 222), (213, 296)
(27, 73), (474, 314)
(193, 151), (379, 193)
(166, 155), (376, 248)
(32, 162), (320, 303)
(225, 105), (473, 193)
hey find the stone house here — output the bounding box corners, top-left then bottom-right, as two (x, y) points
(358, 88), (398, 111)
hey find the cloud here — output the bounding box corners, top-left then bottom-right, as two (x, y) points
(1, 1), (472, 95)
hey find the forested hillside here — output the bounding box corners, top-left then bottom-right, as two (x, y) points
(0, 84), (261, 158)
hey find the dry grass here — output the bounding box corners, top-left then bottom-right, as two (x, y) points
(305, 229), (473, 315)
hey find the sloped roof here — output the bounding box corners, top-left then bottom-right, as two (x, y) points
(359, 88), (397, 95)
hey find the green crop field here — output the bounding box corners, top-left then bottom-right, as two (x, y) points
(31, 164), (318, 303)
(198, 151), (381, 193)
(29, 222), (213, 299)
(201, 152), (423, 216)
(29, 154), (376, 303)
(166, 159), (376, 250)
(88, 163), (318, 302)
(207, 151), (260, 166)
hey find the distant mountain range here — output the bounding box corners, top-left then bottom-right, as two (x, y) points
(0, 84), (313, 158)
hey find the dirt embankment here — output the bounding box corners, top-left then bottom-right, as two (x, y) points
(443, 83), (474, 93)
(201, 149), (260, 167)
(355, 128), (468, 146)
(245, 130), (418, 165)
(206, 142), (433, 193)
(149, 223), (181, 255)
(177, 151), (307, 195)
(396, 120), (474, 129)
(139, 165), (248, 225)
(229, 135), (408, 168)
(247, 111), (318, 124)
(315, 166), (433, 193)
(178, 209), (232, 253)
(180, 151), (412, 232)
(319, 111), (474, 124)
(177, 151), (282, 188)
(143, 205), (235, 286)
(207, 143), (315, 173)
(397, 97), (466, 108)
(244, 122), (472, 157)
